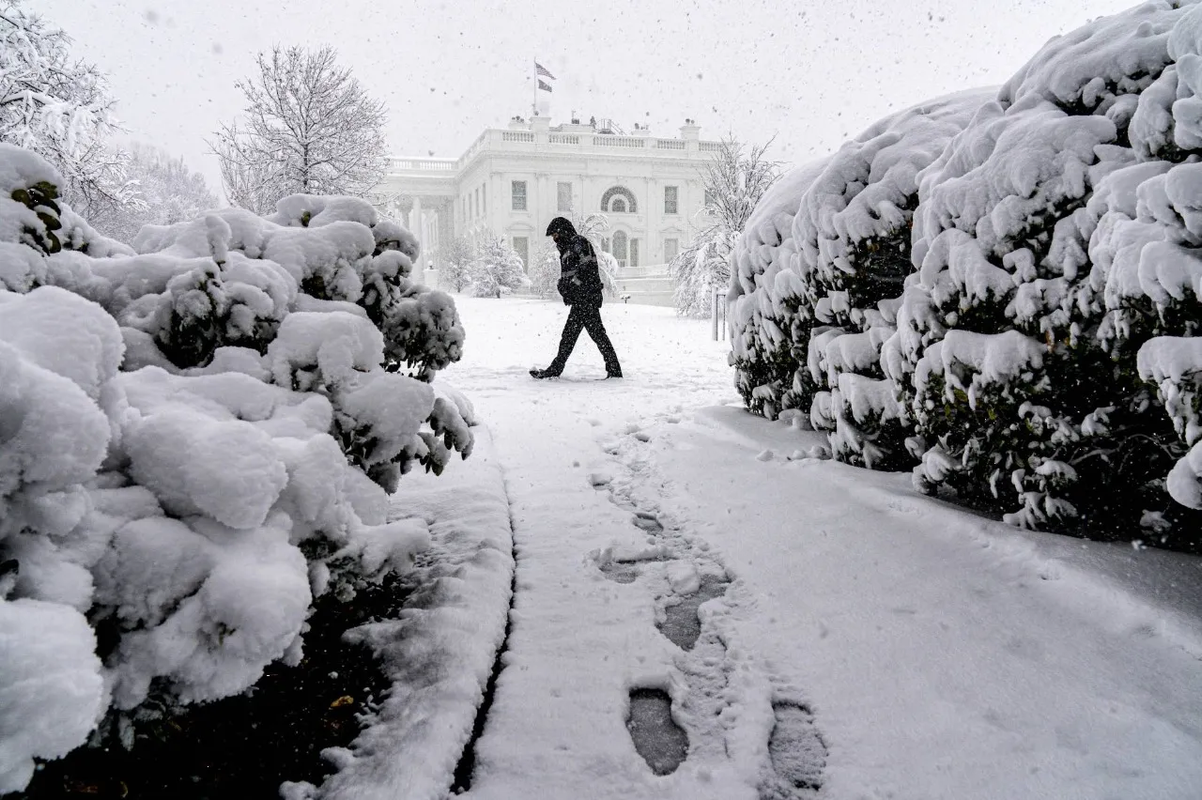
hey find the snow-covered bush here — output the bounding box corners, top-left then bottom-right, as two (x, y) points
(728, 159), (831, 418)
(527, 238), (561, 298)
(0, 144), (476, 790)
(732, 0), (1202, 550)
(469, 234), (529, 298)
(889, 0), (1202, 548)
(728, 91), (984, 423)
(439, 235), (475, 293)
(796, 91), (988, 469)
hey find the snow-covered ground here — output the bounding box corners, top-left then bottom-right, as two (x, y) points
(334, 296), (1202, 800)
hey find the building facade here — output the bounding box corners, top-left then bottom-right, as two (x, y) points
(376, 116), (722, 287)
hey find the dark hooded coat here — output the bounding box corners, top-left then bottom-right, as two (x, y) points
(545, 217), (604, 307)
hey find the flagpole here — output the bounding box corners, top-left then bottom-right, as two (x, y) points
(532, 59), (537, 118)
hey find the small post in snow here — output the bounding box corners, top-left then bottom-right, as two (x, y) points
(712, 288), (727, 341)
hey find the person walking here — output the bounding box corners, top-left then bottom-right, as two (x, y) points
(530, 217), (623, 379)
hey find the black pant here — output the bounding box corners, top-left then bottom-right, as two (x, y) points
(550, 303), (621, 374)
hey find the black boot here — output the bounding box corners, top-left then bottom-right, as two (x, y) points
(606, 367), (623, 379)
(530, 367), (562, 379)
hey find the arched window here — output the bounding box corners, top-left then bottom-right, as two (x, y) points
(613, 230), (629, 267)
(600, 186), (638, 214)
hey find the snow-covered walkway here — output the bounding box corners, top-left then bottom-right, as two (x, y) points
(356, 297), (1202, 800)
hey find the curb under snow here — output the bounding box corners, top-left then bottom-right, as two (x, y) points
(283, 425), (514, 800)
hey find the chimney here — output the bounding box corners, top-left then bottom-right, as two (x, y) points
(680, 119), (700, 150)
(531, 114), (550, 144)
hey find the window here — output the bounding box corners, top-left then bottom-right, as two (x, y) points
(664, 237), (679, 262)
(601, 186), (637, 213)
(613, 230), (628, 268)
(511, 180), (527, 211)
(612, 198), (627, 213)
(664, 186), (679, 214)
(482, 183), (487, 213)
(557, 182), (572, 212)
(704, 189), (716, 209)
(513, 236), (529, 271)
(474, 188), (479, 218)
(630, 238), (639, 267)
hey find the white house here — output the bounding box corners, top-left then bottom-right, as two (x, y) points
(376, 115), (722, 296)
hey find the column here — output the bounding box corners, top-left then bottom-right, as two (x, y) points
(644, 176), (658, 265)
(438, 199), (455, 272)
(412, 196), (424, 287)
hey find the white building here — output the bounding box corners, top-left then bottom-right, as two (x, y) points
(376, 115), (722, 296)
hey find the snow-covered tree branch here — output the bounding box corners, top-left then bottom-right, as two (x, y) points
(212, 46), (388, 215)
(87, 143), (218, 244)
(672, 137), (780, 317)
(0, 0), (137, 220)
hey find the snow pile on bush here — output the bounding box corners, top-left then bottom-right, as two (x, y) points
(894, 0), (1202, 546)
(728, 91), (986, 424)
(0, 143), (475, 791)
(796, 90), (989, 469)
(731, 0), (1202, 550)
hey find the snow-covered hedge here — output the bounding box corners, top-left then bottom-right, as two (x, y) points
(797, 91), (989, 469)
(728, 158), (831, 418)
(731, 0), (1202, 550)
(0, 143), (474, 791)
(728, 91), (985, 427)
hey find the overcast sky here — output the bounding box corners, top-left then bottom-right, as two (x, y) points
(41, 0), (1136, 197)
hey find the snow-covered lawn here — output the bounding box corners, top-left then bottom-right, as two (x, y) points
(337, 296), (1202, 800)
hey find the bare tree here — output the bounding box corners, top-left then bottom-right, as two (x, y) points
(88, 143), (218, 244)
(671, 136), (780, 316)
(0, 0), (138, 217)
(212, 46), (387, 215)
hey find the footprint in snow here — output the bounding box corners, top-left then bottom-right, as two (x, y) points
(627, 688), (689, 776)
(594, 545), (674, 584)
(658, 574), (730, 651)
(760, 703), (826, 799)
(599, 561), (640, 584)
(588, 471), (614, 489)
(632, 511), (664, 533)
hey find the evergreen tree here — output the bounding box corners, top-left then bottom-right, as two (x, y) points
(440, 235), (475, 293)
(469, 234), (528, 298)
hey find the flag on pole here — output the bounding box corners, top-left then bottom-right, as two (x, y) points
(535, 62), (556, 80)
(537, 79), (553, 92)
